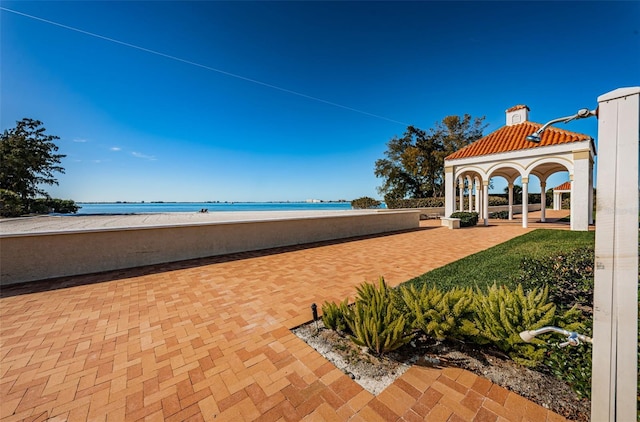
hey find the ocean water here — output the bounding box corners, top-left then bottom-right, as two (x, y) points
(74, 202), (359, 214)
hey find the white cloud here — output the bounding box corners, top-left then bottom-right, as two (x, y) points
(73, 138), (88, 143)
(110, 147), (122, 151)
(132, 152), (157, 161)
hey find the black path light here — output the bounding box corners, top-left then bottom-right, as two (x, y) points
(311, 303), (319, 332)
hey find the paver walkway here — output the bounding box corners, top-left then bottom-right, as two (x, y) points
(1, 216), (571, 421)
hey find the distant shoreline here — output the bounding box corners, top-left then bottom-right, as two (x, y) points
(75, 200), (351, 204)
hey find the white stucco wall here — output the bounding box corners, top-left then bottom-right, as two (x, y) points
(0, 211), (420, 285)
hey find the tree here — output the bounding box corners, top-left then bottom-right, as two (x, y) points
(375, 114), (486, 199)
(351, 196), (382, 209)
(0, 118), (68, 215)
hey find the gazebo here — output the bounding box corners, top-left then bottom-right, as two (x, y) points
(443, 105), (596, 231)
(552, 181), (571, 210)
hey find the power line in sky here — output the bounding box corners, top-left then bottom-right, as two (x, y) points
(1, 7), (410, 126)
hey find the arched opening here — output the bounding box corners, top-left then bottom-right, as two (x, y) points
(486, 164), (522, 224)
(453, 170), (483, 215)
(526, 158), (588, 227)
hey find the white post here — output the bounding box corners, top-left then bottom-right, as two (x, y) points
(483, 180), (489, 226)
(445, 166), (455, 218)
(508, 182), (514, 220)
(458, 177), (464, 211)
(474, 177), (480, 213)
(591, 87), (639, 422)
(477, 183), (483, 219)
(553, 191), (561, 210)
(540, 181), (546, 223)
(521, 177), (528, 228)
(466, 176), (473, 212)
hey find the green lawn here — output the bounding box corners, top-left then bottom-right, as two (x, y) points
(403, 229), (595, 291)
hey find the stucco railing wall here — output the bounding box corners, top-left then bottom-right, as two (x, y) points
(0, 211), (420, 286)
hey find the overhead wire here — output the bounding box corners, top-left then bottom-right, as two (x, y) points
(0, 6), (410, 126)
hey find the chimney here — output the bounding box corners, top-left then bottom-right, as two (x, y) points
(505, 105), (529, 126)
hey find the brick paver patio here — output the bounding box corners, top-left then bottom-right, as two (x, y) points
(1, 213), (573, 421)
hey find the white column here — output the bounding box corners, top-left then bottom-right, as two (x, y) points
(572, 152), (591, 231)
(477, 183), (483, 219)
(483, 180), (489, 226)
(540, 181), (546, 223)
(569, 177), (575, 225)
(521, 177), (528, 228)
(591, 87), (639, 422)
(474, 177), (480, 213)
(466, 176), (473, 212)
(458, 177), (464, 212)
(508, 182), (514, 220)
(553, 191), (561, 210)
(444, 166), (455, 218)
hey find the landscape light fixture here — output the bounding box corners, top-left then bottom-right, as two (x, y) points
(526, 108), (598, 143)
(519, 326), (593, 348)
(311, 303), (319, 332)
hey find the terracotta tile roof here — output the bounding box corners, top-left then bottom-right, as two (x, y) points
(446, 121), (591, 160)
(506, 105), (529, 112)
(553, 181), (571, 191)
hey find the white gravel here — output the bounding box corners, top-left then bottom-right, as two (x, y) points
(292, 321), (410, 395)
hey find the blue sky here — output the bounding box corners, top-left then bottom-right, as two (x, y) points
(1, 1), (638, 202)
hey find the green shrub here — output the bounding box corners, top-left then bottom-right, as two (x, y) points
(542, 314), (592, 399)
(29, 198), (52, 214)
(489, 210), (509, 219)
(351, 196), (381, 209)
(510, 245), (597, 400)
(490, 193), (545, 205)
(0, 193), (79, 217)
(0, 189), (25, 217)
(400, 284), (478, 341)
(321, 298), (350, 332)
(449, 212), (478, 227)
(385, 197), (445, 209)
(385, 197), (509, 210)
(345, 278), (412, 355)
(544, 339), (592, 399)
(488, 196), (508, 206)
(48, 198), (80, 214)
(30, 198), (81, 214)
(514, 247), (596, 399)
(517, 247), (594, 314)
(474, 284), (555, 367)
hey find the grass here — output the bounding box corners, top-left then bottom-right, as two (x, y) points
(403, 229), (595, 291)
